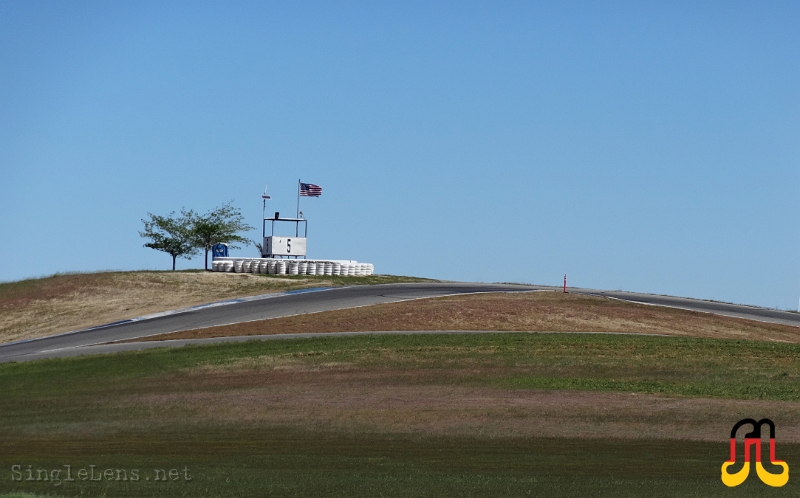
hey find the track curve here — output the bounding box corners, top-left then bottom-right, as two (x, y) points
(0, 282), (540, 363)
(2, 282), (798, 363)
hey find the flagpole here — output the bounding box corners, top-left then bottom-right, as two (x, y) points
(262, 188), (266, 239)
(296, 179), (300, 237)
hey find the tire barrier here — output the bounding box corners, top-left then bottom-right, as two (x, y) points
(211, 258), (374, 276)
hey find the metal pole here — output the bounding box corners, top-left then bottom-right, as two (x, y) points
(296, 179), (300, 237)
(261, 184), (271, 241)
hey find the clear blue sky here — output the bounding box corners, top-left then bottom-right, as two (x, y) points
(1, 1), (798, 309)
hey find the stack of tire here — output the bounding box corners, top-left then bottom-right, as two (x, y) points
(211, 258), (374, 276)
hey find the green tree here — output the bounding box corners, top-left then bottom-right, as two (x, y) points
(189, 202), (254, 270)
(139, 211), (198, 270)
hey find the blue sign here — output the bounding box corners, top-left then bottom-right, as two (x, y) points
(212, 243), (229, 259)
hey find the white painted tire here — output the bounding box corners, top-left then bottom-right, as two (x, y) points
(288, 261), (299, 275)
(306, 261), (316, 275)
(276, 260), (287, 275)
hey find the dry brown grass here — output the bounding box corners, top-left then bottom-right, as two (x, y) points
(143, 291), (800, 343)
(115, 366), (800, 443)
(0, 271), (340, 344)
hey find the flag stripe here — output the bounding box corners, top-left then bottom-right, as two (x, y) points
(300, 182), (322, 197)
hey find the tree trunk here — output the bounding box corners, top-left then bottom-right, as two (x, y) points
(172, 254), (177, 271)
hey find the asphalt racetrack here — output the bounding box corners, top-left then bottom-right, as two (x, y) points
(2, 282), (799, 363)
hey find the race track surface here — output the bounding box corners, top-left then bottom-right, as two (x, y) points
(0, 282), (539, 363)
(2, 282), (798, 363)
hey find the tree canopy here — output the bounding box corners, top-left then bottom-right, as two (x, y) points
(139, 211), (198, 270)
(140, 202), (253, 270)
(188, 202), (254, 270)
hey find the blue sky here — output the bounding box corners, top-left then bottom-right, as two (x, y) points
(1, 1), (798, 309)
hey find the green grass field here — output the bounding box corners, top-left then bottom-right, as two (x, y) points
(1, 333), (798, 497)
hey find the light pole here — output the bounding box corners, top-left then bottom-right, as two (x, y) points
(261, 185), (271, 244)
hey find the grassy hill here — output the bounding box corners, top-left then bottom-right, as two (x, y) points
(2, 272), (799, 497)
(1, 333), (799, 497)
(142, 290), (800, 344)
(0, 270), (431, 344)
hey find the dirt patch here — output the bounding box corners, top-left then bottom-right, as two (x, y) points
(141, 291), (800, 343)
(119, 367), (800, 442)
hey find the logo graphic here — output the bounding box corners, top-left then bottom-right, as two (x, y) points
(721, 418), (789, 487)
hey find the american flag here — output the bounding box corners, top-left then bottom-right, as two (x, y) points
(300, 182), (322, 197)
